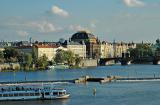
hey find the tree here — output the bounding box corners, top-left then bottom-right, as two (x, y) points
(64, 50), (75, 66)
(128, 44), (153, 58)
(3, 47), (21, 62)
(32, 46), (37, 64)
(54, 49), (65, 64)
(54, 49), (82, 68)
(54, 49), (75, 65)
(24, 53), (32, 70)
(0, 51), (4, 63)
(36, 54), (48, 70)
(155, 39), (160, 56)
(75, 54), (82, 67)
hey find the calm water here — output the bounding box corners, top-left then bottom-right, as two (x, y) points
(0, 64), (160, 105)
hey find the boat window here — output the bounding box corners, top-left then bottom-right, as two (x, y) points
(9, 94), (14, 97)
(45, 92), (50, 95)
(35, 93), (40, 96)
(53, 92), (58, 95)
(3, 94), (8, 97)
(14, 93), (18, 96)
(19, 93), (24, 96)
(59, 92), (63, 95)
(0, 94), (2, 97)
(24, 93), (30, 96)
(30, 93), (35, 96)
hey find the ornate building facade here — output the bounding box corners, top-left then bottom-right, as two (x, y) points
(71, 31), (100, 59)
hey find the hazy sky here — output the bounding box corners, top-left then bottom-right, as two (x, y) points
(0, 0), (160, 43)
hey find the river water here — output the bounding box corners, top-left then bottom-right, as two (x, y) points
(0, 64), (160, 105)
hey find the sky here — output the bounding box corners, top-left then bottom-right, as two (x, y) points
(0, 0), (160, 43)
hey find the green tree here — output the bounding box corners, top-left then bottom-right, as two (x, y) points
(24, 53), (32, 70)
(128, 44), (153, 58)
(64, 50), (75, 66)
(75, 54), (82, 67)
(0, 51), (4, 63)
(54, 49), (82, 68)
(36, 54), (48, 70)
(32, 46), (37, 64)
(3, 47), (21, 62)
(54, 49), (65, 64)
(155, 39), (160, 56)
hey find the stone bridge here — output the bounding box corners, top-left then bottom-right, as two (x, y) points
(99, 56), (160, 66)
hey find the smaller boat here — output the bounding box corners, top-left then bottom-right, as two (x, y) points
(54, 65), (69, 70)
(47, 65), (55, 70)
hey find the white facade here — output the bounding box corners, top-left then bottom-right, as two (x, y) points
(113, 43), (136, 57)
(67, 44), (86, 59)
(100, 42), (136, 58)
(35, 45), (67, 61)
(100, 42), (113, 58)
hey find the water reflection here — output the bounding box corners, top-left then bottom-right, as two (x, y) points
(0, 99), (70, 105)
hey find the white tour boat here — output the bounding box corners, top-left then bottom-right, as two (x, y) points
(0, 85), (70, 101)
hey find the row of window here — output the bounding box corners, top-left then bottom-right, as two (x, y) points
(0, 93), (40, 97)
(0, 92), (65, 97)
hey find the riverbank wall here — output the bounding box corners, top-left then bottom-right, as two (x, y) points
(80, 59), (98, 67)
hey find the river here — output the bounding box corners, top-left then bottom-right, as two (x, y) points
(0, 64), (160, 105)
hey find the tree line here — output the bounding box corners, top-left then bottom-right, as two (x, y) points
(0, 47), (82, 71)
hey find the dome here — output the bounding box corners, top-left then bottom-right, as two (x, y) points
(71, 31), (96, 43)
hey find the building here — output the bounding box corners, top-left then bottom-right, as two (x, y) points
(63, 41), (86, 59)
(71, 31), (100, 59)
(16, 46), (33, 54)
(34, 45), (67, 61)
(113, 42), (136, 57)
(100, 41), (113, 58)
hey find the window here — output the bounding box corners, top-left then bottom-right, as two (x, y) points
(53, 92), (58, 95)
(45, 92), (50, 95)
(18, 93), (24, 96)
(9, 94), (14, 97)
(35, 93), (40, 96)
(59, 92), (63, 95)
(3, 94), (8, 97)
(14, 93), (18, 96)
(30, 93), (35, 96)
(24, 93), (30, 96)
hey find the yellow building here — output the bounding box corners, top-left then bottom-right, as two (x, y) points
(17, 46), (33, 54)
(34, 45), (67, 61)
(113, 42), (136, 57)
(64, 41), (86, 59)
(100, 42), (113, 58)
(100, 41), (136, 58)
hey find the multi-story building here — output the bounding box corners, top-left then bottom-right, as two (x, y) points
(34, 45), (67, 61)
(113, 42), (136, 57)
(63, 41), (86, 59)
(100, 41), (114, 58)
(16, 44), (68, 61)
(71, 31), (100, 59)
(17, 46), (33, 54)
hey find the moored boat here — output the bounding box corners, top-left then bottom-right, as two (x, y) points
(47, 65), (55, 70)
